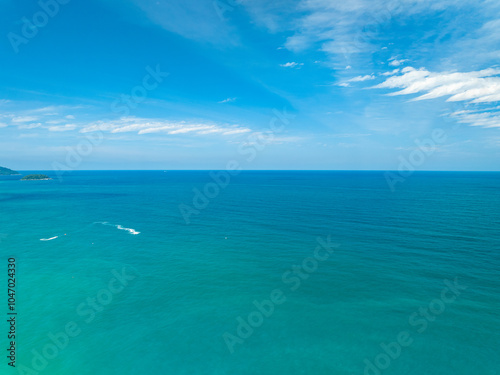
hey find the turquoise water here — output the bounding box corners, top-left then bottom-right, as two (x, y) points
(1, 171), (499, 374)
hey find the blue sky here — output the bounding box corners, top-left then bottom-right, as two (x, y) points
(1, 0), (500, 170)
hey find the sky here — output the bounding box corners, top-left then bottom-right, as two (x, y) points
(1, 0), (500, 170)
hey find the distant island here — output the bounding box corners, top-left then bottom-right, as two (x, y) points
(21, 174), (52, 181)
(0, 167), (52, 181)
(0, 166), (20, 176)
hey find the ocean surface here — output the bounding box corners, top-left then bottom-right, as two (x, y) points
(1, 171), (499, 375)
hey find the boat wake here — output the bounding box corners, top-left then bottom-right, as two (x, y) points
(40, 236), (58, 241)
(95, 222), (140, 235)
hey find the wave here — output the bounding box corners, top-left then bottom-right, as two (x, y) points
(40, 236), (58, 241)
(95, 222), (140, 235)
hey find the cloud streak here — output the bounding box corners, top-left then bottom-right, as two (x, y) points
(280, 62), (304, 68)
(372, 66), (500, 128)
(12, 116), (39, 123)
(80, 117), (252, 137)
(374, 67), (500, 103)
(451, 109), (500, 129)
(388, 57), (409, 67)
(218, 97), (237, 104)
(348, 74), (376, 82)
(48, 124), (77, 132)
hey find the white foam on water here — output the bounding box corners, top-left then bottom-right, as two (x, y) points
(116, 225), (140, 235)
(40, 236), (58, 241)
(95, 222), (140, 235)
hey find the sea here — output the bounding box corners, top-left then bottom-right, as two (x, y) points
(0, 171), (499, 375)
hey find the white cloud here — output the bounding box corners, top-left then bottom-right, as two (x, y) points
(0, 103), (92, 132)
(388, 57), (409, 66)
(280, 62), (304, 68)
(222, 128), (251, 135)
(381, 69), (400, 76)
(244, 0), (499, 70)
(373, 66), (500, 128)
(45, 119), (66, 125)
(218, 97), (237, 104)
(12, 116), (38, 123)
(348, 74), (375, 82)
(168, 125), (215, 135)
(337, 74), (376, 87)
(80, 117), (252, 137)
(18, 123), (42, 130)
(281, 0), (427, 56)
(374, 67), (500, 102)
(0, 122), (8, 128)
(451, 109), (500, 128)
(48, 124), (77, 132)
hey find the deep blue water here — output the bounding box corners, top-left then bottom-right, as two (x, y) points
(1, 171), (499, 374)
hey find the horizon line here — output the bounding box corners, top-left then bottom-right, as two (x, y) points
(10, 169), (500, 173)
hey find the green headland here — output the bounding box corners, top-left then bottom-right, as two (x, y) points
(0, 166), (20, 175)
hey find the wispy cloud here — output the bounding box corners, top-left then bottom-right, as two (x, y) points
(0, 104), (86, 131)
(244, 0), (499, 70)
(218, 97), (237, 104)
(280, 62), (304, 68)
(374, 67), (500, 103)
(337, 74), (375, 87)
(372, 66), (500, 128)
(18, 123), (42, 130)
(80, 117), (252, 137)
(348, 74), (375, 82)
(381, 69), (401, 76)
(12, 116), (39, 123)
(45, 119), (66, 125)
(48, 124), (77, 132)
(451, 109), (500, 128)
(388, 57), (409, 67)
